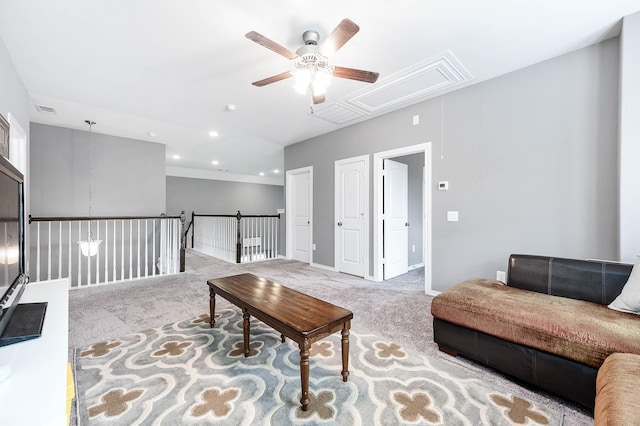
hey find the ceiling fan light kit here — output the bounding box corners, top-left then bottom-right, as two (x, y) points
(246, 19), (379, 106)
(291, 53), (334, 96)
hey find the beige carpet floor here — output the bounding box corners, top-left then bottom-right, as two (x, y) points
(68, 249), (592, 425)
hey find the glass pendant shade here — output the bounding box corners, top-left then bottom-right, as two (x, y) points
(292, 69), (311, 94)
(0, 246), (19, 265)
(78, 237), (102, 257)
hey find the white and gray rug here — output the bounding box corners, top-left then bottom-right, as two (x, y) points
(76, 308), (563, 425)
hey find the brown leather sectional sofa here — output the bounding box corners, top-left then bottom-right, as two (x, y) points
(430, 254), (638, 410)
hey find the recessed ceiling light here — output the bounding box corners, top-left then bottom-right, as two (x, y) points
(148, 131), (156, 137)
(225, 104), (237, 112)
(172, 155), (180, 160)
(211, 160), (219, 165)
(273, 169), (280, 174)
(209, 130), (219, 138)
(259, 172), (265, 176)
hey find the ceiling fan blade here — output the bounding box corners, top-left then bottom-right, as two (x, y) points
(245, 31), (297, 60)
(319, 19), (359, 57)
(312, 93), (326, 104)
(333, 66), (379, 83)
(251, 71), (293, 87)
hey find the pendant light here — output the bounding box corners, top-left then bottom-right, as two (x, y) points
(78, 120), (102, 257)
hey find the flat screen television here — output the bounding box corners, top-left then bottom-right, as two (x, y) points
(0, 154), (46, 347)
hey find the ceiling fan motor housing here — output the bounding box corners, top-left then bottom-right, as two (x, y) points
(302, 30), (320, 45)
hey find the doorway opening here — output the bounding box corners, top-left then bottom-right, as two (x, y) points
(373, 143), (432, 293)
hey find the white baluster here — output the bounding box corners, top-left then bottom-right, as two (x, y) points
(87, 221), (91, 286)
(77, 221), (82, 287)
(47, 221), (51, 280)
(144, 220), (148, 277)
(152, 219), (156, 276)
(36, 222), (41, 282)
(68, 223), (72, 281)
(58, 222), (62, 279)
(105, 220), (109, 282)
(96, 220), (100, 284)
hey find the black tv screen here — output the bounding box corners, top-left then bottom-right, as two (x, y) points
(0, 154), (26, 338)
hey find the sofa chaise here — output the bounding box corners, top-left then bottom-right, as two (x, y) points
(430, 254), (639, 410)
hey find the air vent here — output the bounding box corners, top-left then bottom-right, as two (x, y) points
(35, 105), (57, 114)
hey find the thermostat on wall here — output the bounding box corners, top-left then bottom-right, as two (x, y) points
(438, 181), (449, 191)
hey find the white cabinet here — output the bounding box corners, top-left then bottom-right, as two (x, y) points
(0, 278), (69, 425)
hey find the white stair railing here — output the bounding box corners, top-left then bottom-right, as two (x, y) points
(191, 211), (279, 264)
(29, 215), (182, 288)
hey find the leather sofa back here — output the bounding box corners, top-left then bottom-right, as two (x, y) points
(507, 254), (633, 305)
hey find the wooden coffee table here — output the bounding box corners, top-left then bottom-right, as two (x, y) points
(207, 273), (353, 411)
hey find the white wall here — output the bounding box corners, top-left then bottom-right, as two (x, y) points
(0, 37), (31, 269)
(619, 12), (640, 263)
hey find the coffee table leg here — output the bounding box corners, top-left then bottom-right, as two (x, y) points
(209, 287), (216, 328)
(341, 321), (350, 382)
(299, 338), (310, 411)
(242, 308), (250, 357)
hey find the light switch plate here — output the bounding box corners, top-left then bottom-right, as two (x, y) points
(447, 211), (459, 222)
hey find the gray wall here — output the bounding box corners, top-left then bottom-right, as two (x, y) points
(285, 38), (620, 291)
(619, 12), (640, 263)
(30, 123), (166, 216)
(166, 176), (284, 217)
(391, 153), (424, 267)
(166, 176), (285, 254)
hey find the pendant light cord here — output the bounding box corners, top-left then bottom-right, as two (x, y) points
(85, 120), (96, 238)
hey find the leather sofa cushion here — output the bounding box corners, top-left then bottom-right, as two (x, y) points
(431, 279), (640, 368)
(594, 353), (640, 425)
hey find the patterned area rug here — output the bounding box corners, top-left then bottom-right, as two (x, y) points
(75, 309), (563, 425)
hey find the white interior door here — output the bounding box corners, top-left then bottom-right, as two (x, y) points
(336, 156), (367, 277)
(383, 159), (408, 279)
(292, 171), (311, 262)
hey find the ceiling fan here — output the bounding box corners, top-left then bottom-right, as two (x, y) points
(246, 19), (379, 105)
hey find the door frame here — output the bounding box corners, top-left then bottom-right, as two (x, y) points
(334, 155), (369, 277)
(373, 143), (433, 293)
(286, 166), (313, 263)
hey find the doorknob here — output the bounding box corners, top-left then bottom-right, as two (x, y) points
(337, 222), (343, 226)
(307, 221), (310, 224)
(405, 222), (410, 227)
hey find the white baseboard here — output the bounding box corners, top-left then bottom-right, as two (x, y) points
(310, 262), (337, 272)
(409, 263), (425, 270)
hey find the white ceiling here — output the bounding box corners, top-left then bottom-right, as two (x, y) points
(1, 0), (639, 182)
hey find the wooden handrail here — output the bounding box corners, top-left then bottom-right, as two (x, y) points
(193, 213), (280, 219)
(29, 215), (180, 223)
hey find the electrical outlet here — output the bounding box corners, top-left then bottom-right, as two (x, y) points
(412, 245), (415, 253)
(312, 244), (316, 251)
(413, 115), (419, 125)
(496, 271), (506, 282)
